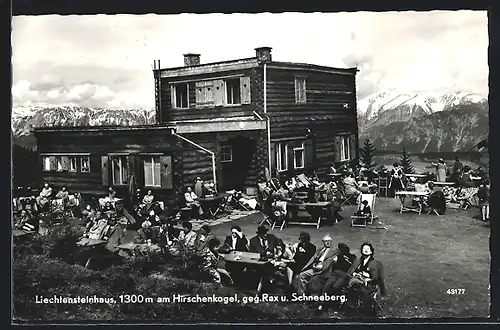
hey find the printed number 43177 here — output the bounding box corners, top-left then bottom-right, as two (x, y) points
(447, 289), (465, 295)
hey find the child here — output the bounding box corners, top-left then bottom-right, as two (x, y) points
(354, 200), (371, 217)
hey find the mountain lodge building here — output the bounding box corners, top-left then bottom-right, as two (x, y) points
(34, 47), (360, 207)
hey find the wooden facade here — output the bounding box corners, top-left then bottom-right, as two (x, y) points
(34, 47), (359, 207)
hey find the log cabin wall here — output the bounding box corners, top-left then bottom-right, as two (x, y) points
(159, 67), (263, 123)
(34, 128), (184, 208)
(180, 129), (266, 194)
(265, 66), (359, 180)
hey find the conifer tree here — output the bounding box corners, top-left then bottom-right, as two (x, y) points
(360, 138), (379, 170)
(400, 147), (415, 174)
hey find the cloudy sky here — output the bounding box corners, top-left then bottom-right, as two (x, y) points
(12, 11), (488, 110)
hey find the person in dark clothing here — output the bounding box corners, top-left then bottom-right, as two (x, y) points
(285, 232), (317, 286)
(310, 243), (356, 297)
(426, 182), (446, 214)
(354, 200), (371, 217)
(222, 225), (249, 284)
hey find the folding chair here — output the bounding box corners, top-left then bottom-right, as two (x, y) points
(351, 193), (377, 227)
(259, 194), (274, 227)
(340, 186), (357, 206)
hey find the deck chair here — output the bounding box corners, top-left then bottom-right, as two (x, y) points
(351, 193), (377, 228)
(340, 185), (358, 206)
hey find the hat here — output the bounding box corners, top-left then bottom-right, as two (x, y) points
(338, 243), (350, 254)
(439, 158), (444, 162)
(257, 225), (268, 234)
(196, 177), (202, 180)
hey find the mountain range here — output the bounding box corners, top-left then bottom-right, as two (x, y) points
(357, 90), (489, 153)
(11, 90), (489, 154)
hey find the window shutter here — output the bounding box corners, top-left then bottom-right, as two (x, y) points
(270, 142), (276, 173)
(101, 156), (110, 186)
(195, 81), (204, 106)
(61, 156), (70, 171)
(205, 81), (214, 103)
(170, 86), (176, 108)
(294, 79), (300, 102)
(49, 156), (57, 171)
(349, 134), (357, 160)
(160, 156), (173, 189)
(305, 139), (314, 168)
(334, 137), (341, 163)
(240, 76), (251, 104)
(213, 79), (224, 106)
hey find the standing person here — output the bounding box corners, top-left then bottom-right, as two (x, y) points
(194, 177), (204, 199)
(452, 157), (464, 182)
(427, 158), (448, 182)
(389, 163), (404, 197)
(478, 180), (490, 222)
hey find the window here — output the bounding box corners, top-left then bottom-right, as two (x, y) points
(56, 156), (63, 171)
(221, 145), (233, 162)
(143, 156), (161, 187)
(80, 156), (90, 173)
(295, 77), (307, 103)
(172, 83), (189, 108)
(340, 136), (350, 161)
(42, 156), (51, 172)
(111, 156), (128, 185)
(276, 142), (288, 172)
(293, 142), (305, 169)
(225, 78), (241, 105)
(69, 157), (77, 172)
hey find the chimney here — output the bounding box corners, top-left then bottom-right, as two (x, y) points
(183, 53), (201, 66)
(255, 47), (272, 62)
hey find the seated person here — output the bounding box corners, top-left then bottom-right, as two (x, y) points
(82, 204), (97, 224)
(200, 238), (232, 285)
(176, 221), (198, 251)
(203, 181), (217, 196)
(354, 200), (371, 217)
(134, 220), (159, 244)
(86, 218), (110, 240)
(142, 190), (155, 211)
(249, 225), (281, 258)
(343, 173), (361, 197)
(194, 225), (216, 254)
(36, 182), (53, 211)
(146, 210), (161, 227)
(102, 201), (115, 213)
(346, 243), (386, 297)
(285, 232), (317, 288)
(55, 186), (69, 204)
(184, 187), (204, 218)
(108, 187), (117, 201)
(292, 234), (337, 295)
(14, 210), (38, 232)
(425, 182), (447, 214)
(272, 188), (290, 217)
(315, 243), (357, 311)
(458, 167), (474, 188)
(222, 226), (249, 283)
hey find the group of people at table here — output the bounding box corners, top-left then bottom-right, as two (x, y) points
(387, 158), (490, 220)
(13, 183), (79, 233)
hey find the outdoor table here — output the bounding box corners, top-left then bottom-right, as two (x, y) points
(198, 193), (230, 220)
(286, 201), (331, 229)
(395, 191), (429, 215)
(117, 241), (162, 258)
(12, 229), (35, 237)
(76, 237), (108, 268)
(432, 181), (456, 187)
(222, 251), (272, 292)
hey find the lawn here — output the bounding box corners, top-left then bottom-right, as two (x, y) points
(210, 197), (491, 318)
(12, 197), (490, 321)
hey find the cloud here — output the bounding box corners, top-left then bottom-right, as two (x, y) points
(11, 11), (488, 109)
